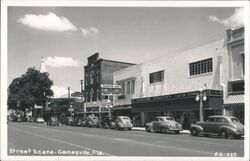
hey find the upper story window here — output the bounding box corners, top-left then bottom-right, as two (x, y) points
(90, 71), (94, 85)
(121, 82), (125, 94)
(150, 70), (164, 84)
(189, 58), (213, 76)
(96, 71), (99, 83)
(90, 88), (94, 102)
(85, 74), (89, 86)
(131, 80), (135, 93)
(241, 52), (245, 76)
(126, 81), (131, 94)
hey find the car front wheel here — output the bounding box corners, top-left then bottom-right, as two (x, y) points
(220, 130), (228, 139)
(190, 128), (199, 136)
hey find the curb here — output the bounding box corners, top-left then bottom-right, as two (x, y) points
(132, 127), (191, 134)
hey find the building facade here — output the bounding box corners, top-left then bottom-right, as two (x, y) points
(112, 64), (142, 126)
(112, 39), (227, 128)
(84, 53), (135, 117)
(223, 26), (245, 123)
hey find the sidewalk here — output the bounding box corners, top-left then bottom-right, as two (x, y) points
(132, 127), (191, 134)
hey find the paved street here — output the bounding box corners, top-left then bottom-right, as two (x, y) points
(8, 122), (244, 157)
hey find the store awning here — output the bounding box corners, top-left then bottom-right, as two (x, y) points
(224, 94), (244, 105)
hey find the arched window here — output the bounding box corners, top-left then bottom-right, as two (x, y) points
(90, 71), (94, 85)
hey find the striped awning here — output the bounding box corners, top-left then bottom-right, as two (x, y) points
(224, 94), (244, 105)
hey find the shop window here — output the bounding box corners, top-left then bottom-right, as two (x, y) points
(150, 70), (164, 84)
(189, 58), (213, 76)
(228, 80), (244, 94)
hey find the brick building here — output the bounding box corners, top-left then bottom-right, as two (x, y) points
(84, 53), (135, 117)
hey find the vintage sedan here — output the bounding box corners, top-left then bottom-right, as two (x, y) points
(98, 116), (115, 129)
(86, 114), (99, 127)
(47, 117), (59, 126)
(115, 116), (133, 130)
(145, 116), (183, 134)
(35, 117), (45, 123)
(190, 115), (244, 139)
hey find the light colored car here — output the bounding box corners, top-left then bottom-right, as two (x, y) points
(36, 117), (44, 123)
(115, 116), (133, 130)
(145, 116), (183, 134)
(190, 115), (244, 139)
(86, 115), (99, 127)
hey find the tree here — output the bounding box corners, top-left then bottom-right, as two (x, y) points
(8, 67), (54, 112)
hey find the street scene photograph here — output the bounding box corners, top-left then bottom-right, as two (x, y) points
(1, 1), (249, 161)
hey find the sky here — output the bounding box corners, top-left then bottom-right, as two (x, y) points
(7, 6), (244, 98)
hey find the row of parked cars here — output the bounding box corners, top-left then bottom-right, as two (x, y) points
(47, 115), (134, 131)
(145, 115), (244, 139)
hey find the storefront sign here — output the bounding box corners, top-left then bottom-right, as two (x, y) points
(132, 90), (222, 104)
(101, 84), (121, 95)
(101, 84), (121, 88)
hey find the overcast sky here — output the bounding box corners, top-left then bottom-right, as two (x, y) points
(7, 6), (244, 98)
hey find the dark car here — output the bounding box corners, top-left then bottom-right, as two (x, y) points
(115, 116), (133, 130)
(47, 117), (59, 126)
(17, 116), (27, 122)
(145, 116), (183, 134)
(98, 116), (115, 129)
(73, 117), (86, 126)
(190, 115), (244, 139)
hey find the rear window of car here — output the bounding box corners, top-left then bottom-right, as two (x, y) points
(165, 118), (174, 121)
(122, 117), (129, 120)
(231, 118), (239, 122)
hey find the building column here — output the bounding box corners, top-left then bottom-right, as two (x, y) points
(140, 112), (145, 126)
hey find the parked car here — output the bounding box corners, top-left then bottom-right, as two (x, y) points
(65, 116), (74, 126)
(98, 116), (115, 129)
(47, 117), (59, 126)
(115, 116), (133, 130)
(145, 116), (183, 134)
(73, 117), (86, 126)
(35, 117), (45, 123)
(86, 114), (99, 127)
(190, 115), (244, 139)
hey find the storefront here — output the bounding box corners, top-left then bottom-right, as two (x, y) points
(223, 94), (244, 124)
(132, 89), (223, 128)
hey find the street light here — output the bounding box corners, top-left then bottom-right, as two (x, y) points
(106, 94), (113, 117)
(195, 88), (207, 122)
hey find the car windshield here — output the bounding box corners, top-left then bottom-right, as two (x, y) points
(231, 118), (239, 122)
(122, 117), (129, 120)
(164, 118), (174, 121)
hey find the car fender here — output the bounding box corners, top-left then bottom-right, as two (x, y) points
(145, 123), (153, 129)
(117, 122), (123, 127)
(219, 126), (237, 134)
(190, 124), (203, 133)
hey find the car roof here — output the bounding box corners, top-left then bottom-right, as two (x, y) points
(156, 116), (173, 119)
(208, 115), (237, 119)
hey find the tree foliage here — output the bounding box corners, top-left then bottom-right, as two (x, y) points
(8, 67), (54, 111)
